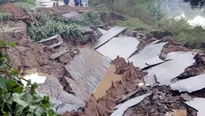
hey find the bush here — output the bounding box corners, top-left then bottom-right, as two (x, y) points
(29, 20), (82, 41)
(159, 19), (205, 48)
(0, 40), (60, 116)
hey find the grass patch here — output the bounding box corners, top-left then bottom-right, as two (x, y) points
(13, 0), (36, 11)
(113, 17), (153, 32)
(0, 12), (8, 20)
(159, 19), (205, 48)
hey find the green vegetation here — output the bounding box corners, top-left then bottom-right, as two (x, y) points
(0, 12), (8, 20)
(159, 19), (205, 48)
(0, 40), (60, 116)
(13, 0), (36, 11)
(29, 11), (102, 41)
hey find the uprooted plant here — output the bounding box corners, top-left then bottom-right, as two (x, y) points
(0, 40), (60, 116)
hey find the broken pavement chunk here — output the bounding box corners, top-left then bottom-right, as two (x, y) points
(36, 77), (85, 114)
(128, 41), (167, 69)
(65, 47), (111, 101)
(97, 28), (107, 34)
(96, 36), (139, 60)
(62, 11), (81, 19)
(171, 73), (205, 93)
(38, 34), (63, 48)
(145, 52), (197, 85)
(50, 48), (69, 60)
(185, 97), (205, 116)
(111, 93), (151, 116)
(92, 26), (127, 49)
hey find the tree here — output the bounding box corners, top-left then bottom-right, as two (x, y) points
(184, 0), (205, 8)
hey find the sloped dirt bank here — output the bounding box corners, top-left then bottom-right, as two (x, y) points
(63, 57), (147, 116)
(0, 2), (26, 18)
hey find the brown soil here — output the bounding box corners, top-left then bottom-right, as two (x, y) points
(7, 43), (49, 71)
(0, 3), (25, 18)
(63, 57), (147, 116)
(36, 6), (88, 15)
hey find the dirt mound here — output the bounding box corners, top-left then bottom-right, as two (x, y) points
(36, 6), (88, 15)
(0, 3), (25, 18)
(63, 57), (147, 116)
(7, 43), (49, 70)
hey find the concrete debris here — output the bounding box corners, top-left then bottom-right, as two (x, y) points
(92, 26), (127, 49)
(65, 47), (111, 101)
(171, 74), (205, 93)
(145, 52), (197, 85)
(145, 51), (185, 66)
(128, 41), (167, 69)
(97, 28), (107, 35)
(96, 36), (139, 60)
(111, 93), (151, 116)
(185, 98), (205, 116)
(38, 34), (63, 48)
(36, 77), (85, 114)
(62, 12), (81, 19)
(50, 48), (70, 60)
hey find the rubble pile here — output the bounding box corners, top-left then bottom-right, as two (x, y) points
(1, 2), (205, 116)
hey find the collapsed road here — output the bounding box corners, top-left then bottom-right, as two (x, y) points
(1, 2), (205, 116)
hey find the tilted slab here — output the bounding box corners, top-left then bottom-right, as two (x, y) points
(185, 98), (205, 116)
(36, 77), (85, 114)
(96, 36), (139, 60)
(171, 73), (205, 93)
(65, 47), (111, 101)
(128, 41), (167, 69)
(92, 26), (126, 49)
(145, 52), (197, 85)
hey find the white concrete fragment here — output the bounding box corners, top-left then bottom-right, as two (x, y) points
(145, 52), (197, 85)
(97, 28), (107, 34)
(185, 98), (205, 116)
(128, 41), (167, 69)
(171, 74), (205, 92)
(111, 93), (151, 116)
(92, 26), (126, 49)
(96, 36), (139, 60)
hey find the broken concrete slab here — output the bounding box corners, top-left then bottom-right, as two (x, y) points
(36, 77), (85, 114)
(185, 97), (205, 116)
(92, 26), (127, 49)
(65, 47), (111, 101)
(145, 51), (186, 66)
(96, 36), (139, 60)
(145, 52), (197, 86)
(97, 28), (107, 35)
(170, 73), (205, 93)
(38, 34), (63, 48)
(111, 93), (151, 116)
(50, 48), (69, 60)
(128, 41), (167, 69)
(62, 11), (81, 19)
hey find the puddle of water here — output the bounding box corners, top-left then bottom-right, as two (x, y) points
(94, 65), (121, 99)
(21, 69), (47, 86)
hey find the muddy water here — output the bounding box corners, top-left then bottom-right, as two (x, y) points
(94, 65), (121, 99)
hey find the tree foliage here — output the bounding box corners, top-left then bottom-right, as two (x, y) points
(184, 0), (205, 8)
